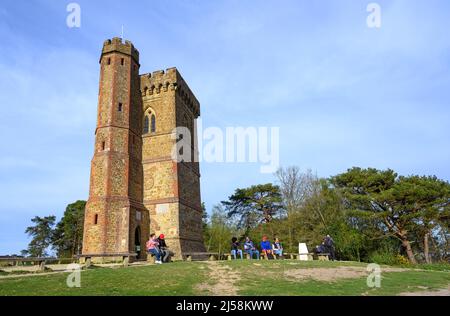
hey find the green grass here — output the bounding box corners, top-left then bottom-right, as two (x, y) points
(224, 260), (450, 296)
(0, 262), (209, 296)
(411, 263), (450, 272)
(0, 260), (448, 296)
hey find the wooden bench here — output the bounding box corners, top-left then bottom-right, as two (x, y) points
(260, 252), (278, 260)
(284, 253), (329, 261)
(0, 257), (48, 271)
(284, 253), (298, 260)
(183, 252), (219, 261)
(284, 253), (297, 260)
(77, 253), (137, 267)
(284, 253), (314, 260)
(225, 251), (256, 260)
(245, 252), (260, 259)
(223, 253), (238, 260)
(146, 250), (177, 264)
(147, 253), (156, 264)
(315, 253), (330, 261)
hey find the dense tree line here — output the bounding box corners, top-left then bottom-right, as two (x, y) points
(204, 167), (450, 264)
(21, 167), (449, 265)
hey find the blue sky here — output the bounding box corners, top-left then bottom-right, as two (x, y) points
(1, 0), (449, 255)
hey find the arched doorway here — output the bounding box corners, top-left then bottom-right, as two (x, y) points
(135, 226), (141, 259)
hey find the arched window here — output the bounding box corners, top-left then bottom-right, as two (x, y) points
(151, 114), (156, 133)
(143, 115), (149, 134)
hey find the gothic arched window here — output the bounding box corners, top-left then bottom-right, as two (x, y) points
(143, 115), (149, 134)
(151, 114), (156, 133)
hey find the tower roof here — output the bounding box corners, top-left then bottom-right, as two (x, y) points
(100, 37), (140, 64)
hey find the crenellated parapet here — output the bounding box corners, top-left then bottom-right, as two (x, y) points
(101, 37), (140, 64)
(140, 67), (200, 118)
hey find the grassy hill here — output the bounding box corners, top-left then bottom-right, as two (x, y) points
(0, 260), (449, 296)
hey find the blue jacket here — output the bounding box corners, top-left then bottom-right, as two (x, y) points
(244, 241), (255, 251)
(260, 240), (272, 251)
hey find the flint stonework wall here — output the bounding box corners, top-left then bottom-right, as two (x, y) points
(83, 39), (205, 260)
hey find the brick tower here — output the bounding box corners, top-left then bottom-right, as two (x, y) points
(140, 68), (205, 258)
(82, 38), (149, 261)
(82, 38), (204, 261)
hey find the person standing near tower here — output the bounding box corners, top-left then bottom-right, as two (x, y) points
(324, 235), (336, 261)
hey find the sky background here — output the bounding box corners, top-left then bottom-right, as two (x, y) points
(0, 0), (449, 255)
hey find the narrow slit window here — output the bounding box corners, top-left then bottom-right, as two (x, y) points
(143, 116), (149, 134)
(94, 214), (98, 225)
(118, 103), (123, 112)
(151, 115), (156, 133)
(121, 58), (124, 65)
(102, 141), (106, 150)
(107, 58), (111, 65)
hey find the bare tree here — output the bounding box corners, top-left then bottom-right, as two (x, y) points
(275, 167), (320, 214)
(275, 167), (325, 250)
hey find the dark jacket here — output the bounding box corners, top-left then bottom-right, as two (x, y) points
(324, 237), (334, 248)
(231, 241), (240, 251)
(157, 238), (168, 250)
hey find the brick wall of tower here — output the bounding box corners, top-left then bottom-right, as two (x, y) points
(174, 75), (204, 254)
(82, 38), (147, 260)
(82, 39), (204, 260)
(140, 68), (205, 258)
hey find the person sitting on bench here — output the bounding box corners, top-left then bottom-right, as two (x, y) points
(315, 242), (326, 254)
(260, 235), (274, 259)
(146, 233), (162, 264)
(243, 237), (260, 259)
(157, 234), (171, 263)
(231, 237), (243, 259)
(272, 237), (283, 257)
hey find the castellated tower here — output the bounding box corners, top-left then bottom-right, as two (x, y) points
(82, 38), (205, 262)
(140, 68), (205, 257)
(82, 38), (149, 261)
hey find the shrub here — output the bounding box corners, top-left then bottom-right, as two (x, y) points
(368, 251), (409, 266)
(414, 262), (450, 272)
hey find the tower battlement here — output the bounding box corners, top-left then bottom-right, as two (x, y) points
(101, 37), (140, 64)
(140, 67), (200, 118)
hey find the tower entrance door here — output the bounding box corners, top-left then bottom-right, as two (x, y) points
(135, 226), (141, 259)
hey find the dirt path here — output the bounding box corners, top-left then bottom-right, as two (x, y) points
(284, 266), (407, 282)
(399, 285), (450, 296)
(0, 271), (67, 280)
(196, 261), (240, 296)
